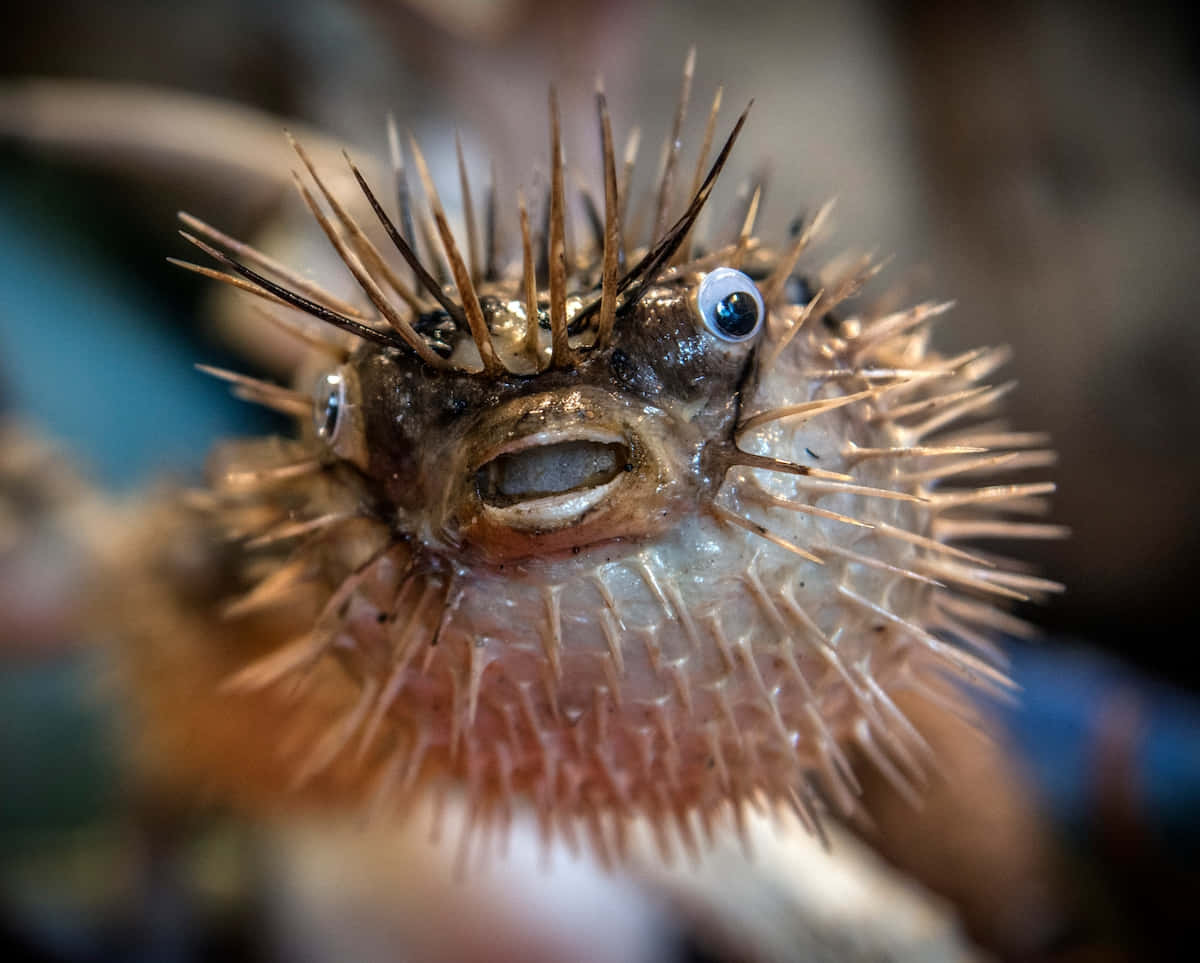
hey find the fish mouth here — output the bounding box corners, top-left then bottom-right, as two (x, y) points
(474, 430), (632, 513)
(445, 389), (694, 563)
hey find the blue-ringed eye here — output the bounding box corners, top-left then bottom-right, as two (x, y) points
(313, 371), (345, 443)
(696, 267), (765, 342)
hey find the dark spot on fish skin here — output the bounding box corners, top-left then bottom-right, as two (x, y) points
(478, 295), (506, 331)
(413, 308), (458, 358)
(415, 309), (453, 333)
(609, 347), (638, 388)
(785, 274), (815, 306)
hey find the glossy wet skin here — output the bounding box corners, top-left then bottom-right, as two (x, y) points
(322, 273), (764, 566)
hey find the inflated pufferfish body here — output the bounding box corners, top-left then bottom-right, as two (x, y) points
(122, 68), (1059, 856)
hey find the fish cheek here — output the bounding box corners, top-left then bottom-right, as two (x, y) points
(624, 295), (751, 408)
(618, 299), (754, 460)
(354, 353), (433, 515)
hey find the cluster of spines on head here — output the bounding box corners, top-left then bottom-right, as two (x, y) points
(174, 48), (772, 379)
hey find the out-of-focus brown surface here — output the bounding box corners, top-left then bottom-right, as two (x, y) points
(854, 695), (1069, 959)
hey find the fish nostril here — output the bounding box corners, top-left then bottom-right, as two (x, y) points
(476, 440), (629, 507)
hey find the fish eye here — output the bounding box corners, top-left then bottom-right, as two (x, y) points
(696, 267), (765, 342)
(313, 371), (345, 444)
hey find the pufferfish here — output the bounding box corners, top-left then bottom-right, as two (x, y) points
(109, 62), (1061, 863)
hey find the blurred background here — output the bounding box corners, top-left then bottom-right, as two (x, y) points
(1, 0), (1198, 960)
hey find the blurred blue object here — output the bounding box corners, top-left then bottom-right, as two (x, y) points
(0, 178), (271, 490)
(1000, 637), (1200, 856)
